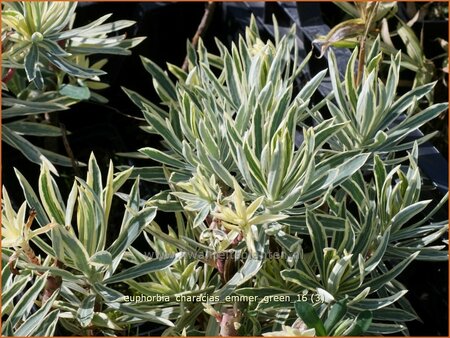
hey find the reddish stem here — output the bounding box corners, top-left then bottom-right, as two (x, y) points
(2, 68), (15, 84)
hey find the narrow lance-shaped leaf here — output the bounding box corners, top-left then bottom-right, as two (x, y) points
(39, 163), (66, 225)
(107, 207), (157, 271)
(3, 272), (49, 329)
(3, 126), (58, 174)
(294, 301), (327, 336)
(15, 290), (60, 336)
(104, 252), (183, 284)
(77, 295), (96, 328)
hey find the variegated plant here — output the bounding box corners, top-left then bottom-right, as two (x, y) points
(123, 16), (369, 228)
(3, 13), (447, 338)
(315, 2), (437, 102)
(2, 155), (180, 335)
(2, 2), (144, 90)
(2, 1), (144, 169)
(276, 147), (448, 335)
(311, 37), (448, 162)
(120, 16), (447, 336)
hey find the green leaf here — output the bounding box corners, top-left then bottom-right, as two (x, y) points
(2, 321), (13, 337)
(76, 188), (99, 256)
(350, 290), (408, 311)
(324, 300), (348, 334)
(92, 312), (123, 331)
(32, 309), (60, 336)
(7, 121), (65, 137)
(38, 163), (66, 225)
(328, 50), (355, 126)
(4, 272), (48, 328)
(65, 181), (78, 227)
(390, 201), (430, 232)
(207, 156), (235, 188)
(92, 283), (125, 303)
(327, 254), (353, 294)
(54, 224), (92, 275)
(39, 147), (83, 168)
(366, 322), (407, 334)
(361, 252), (419, 292)
(68, 45), (131, 56)
(91, 313), (122, 331)
(86, 153), (102, 196)
(364, 228), (390, 275)
(20, 263), (81, 283)
(3, 125), (57, 174)
(118, 166), (172, 184)
(141, 110), (182, 153)
(47, 13), (111, 39)
(40, 39), (71, 57)
(108, 207), (157, 261)
(78, 19), (136, 36)
(345, 311), (372, 336)
(90, 250), (113, 268)
(299, 69), (328, 101)
(112, 166), (134, 192)
(104, 252), (183, 284)
(372, 307), (417, 322)
(306, 210), (328, 284)
(2, 98), (67, 119)
(357, 71), (376, 135)
(14, 168), (50, 227)
(121, 87), (168, 118)
(41, 50), (106, 78)
(119, 176), (142, 230)
(273, 230), (302, 252)
(344, 48), (358, 111)
(294, 301), (327, 336)
(139, 147), (185, 168)
(59, 84), (91, 100)
(15, 290), (59, 336)
(280, 269), (322, 292)
(2, 275), (32, 313)
(167, 62), (188, 82)
(214, 258), (263, 299)
(379, 82), (436, 130)
(224, 51), (242, 107)
(388, 102), (448, 140)
(109, 302), (174, 327)
(24, 43), (39, 81)
(140, 56), (177, 101)
(77, 295), (96, 328)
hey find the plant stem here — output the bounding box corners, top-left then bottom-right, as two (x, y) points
(182, 2), (216, 71)
(60, 123), (81, 177)
(356, 2), (379, 87)
(356, 36), (366, 88)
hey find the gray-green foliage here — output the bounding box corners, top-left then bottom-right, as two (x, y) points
(312, 38), (447, 160)
(121, 17), (447, 336)
(123, 17), (369, 217)
(279, 149), (447, 334)
(2, 1), (144, 169)
(2, 15), (447, 337)
(2, 2), (144, 89)
(2, 154), (180, 335)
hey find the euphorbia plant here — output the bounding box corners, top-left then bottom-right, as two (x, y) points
(121, 16), (447, 336)
(1, 1), (144, 169)
(310, 37), (448, 161)
(2, 13), (447, 338)
(2, 155), (181, 336)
